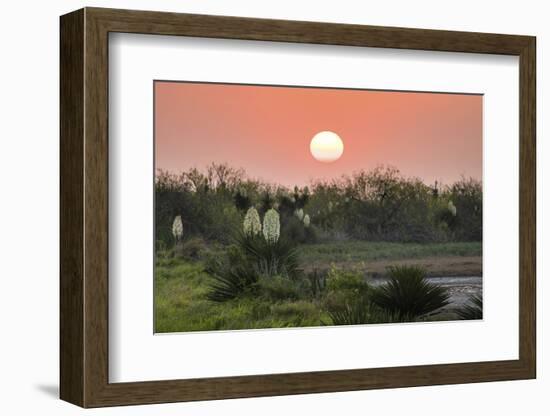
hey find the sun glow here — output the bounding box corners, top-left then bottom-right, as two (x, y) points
(310, 131), (344, 162)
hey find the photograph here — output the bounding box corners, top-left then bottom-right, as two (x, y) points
(154, 80), (483, 333)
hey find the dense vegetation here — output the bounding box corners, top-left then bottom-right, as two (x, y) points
(155, 255), (460, 332)
(155, 163), (482, 247)
(155, 163), (482, 332)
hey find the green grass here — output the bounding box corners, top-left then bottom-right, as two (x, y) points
(298, 241), (481, 264)
(155, 257), (330, 333)
(155, 241), (480, 333)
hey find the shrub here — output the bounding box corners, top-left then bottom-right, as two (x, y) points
(206, 262), (259, 302)
(306, 269), (327, 298)
(326, 267), (369, 294)
(456, 293), (483, 320)
(282, 216), (307, 244)
(327, 297), (407, 326)
(156, 166), (482, 246)
(322, 268), (371, 318)
(156, 226), (176, 248)
(155, 240), (173, 260)
(369, 266), (450, 320)
(282, 216), (318, 244)
(326, 296), (372, 325)
(256, 275), (306, 301)
(174, 237), (208, 260)
(237, 233), (301, 279)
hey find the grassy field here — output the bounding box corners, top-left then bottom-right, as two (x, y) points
(298, 241), (481, 277)
(155, 241), (481, 333)
(155, 258), (331, 333)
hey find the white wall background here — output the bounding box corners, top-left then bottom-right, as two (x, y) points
(0, 0), (545, 414)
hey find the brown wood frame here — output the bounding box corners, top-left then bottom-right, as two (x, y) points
(60, 7), (536, 408)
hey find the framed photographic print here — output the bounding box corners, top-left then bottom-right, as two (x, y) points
(60, 7), (536, 408)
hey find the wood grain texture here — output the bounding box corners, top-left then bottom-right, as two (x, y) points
(518, 38), (537, 375)
(59, 7), (537, 408)
(59, 8), (84, 406)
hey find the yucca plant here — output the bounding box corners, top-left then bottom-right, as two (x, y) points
(206, 262), (259, 302)
(326, 296), (411, 326)
(237, 233), (301, 279)
(326, 294), (373, 326)
(262, 208), (281, 243)
(243, 207), (262, 236)
(456, 293), (483, 320)
(369, 266), (450, 320)
(172, 215), (183, 243)
(306, 269), (327, 298)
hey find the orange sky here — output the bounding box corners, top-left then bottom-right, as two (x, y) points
(155, 81), (482, 187)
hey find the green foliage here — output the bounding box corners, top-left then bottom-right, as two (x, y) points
(233, 188), (251, 212)
(326, 300), (373, 326)
(255, 275), (307, 301)
(155, 257), (327, 332)
(326, 267), (369, 293)
(282, 216), (317, 244)
(174, 237), (209, 260)
(321, 268), (413, 325)
(156, 164), (482, 245)
(322, 268), (371, 319)
(205, 226), (303, 302)
(155, 164), (244, 245)
(326, 298), (408, 326)
(369, 266), (450, 319)
(456, 293), (483, 320)
(306, 269), (327, 298)
(309, 166), (482, 243)
(298, 241), (481, 267)
(206, 262), (259, 302)
(448, 177), (483, 241)
(237, 233), (301, 279)
(154, 255), (469, 332)
(154, 163), (481, 333)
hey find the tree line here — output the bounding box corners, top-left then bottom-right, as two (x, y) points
(155, 162), (482, 246)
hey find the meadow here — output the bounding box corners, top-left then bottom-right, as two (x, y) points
(155, 163), (483, 333)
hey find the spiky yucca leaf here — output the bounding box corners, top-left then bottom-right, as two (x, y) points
(326, 296), (412, 326)
(237, 233), (301, 279)
(370, 266), (450, 320)
(456, 293), (483, 320)
(206, 264), (259, 302)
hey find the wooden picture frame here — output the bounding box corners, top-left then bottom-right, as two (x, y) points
(60, 7), (536, 408)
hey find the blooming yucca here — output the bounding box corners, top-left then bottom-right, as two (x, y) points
(263, 208), (280, 243)
(448, 201), (457, 216)
(243, 207), (262, 236)
(172, 215), (183, 242)
(303, 214), (311, 228)
(294, 208), (304, 221)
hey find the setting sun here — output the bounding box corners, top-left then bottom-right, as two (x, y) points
(310, 131), (344, 162)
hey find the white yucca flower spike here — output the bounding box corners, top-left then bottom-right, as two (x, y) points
(448, 201), (457, 217)
(294, 208), (304, 221)
(243, 207), (262, 236)
(303, 214), (311, 228)
(172, 215), (183, 241)
(263, 208), (280, 243)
